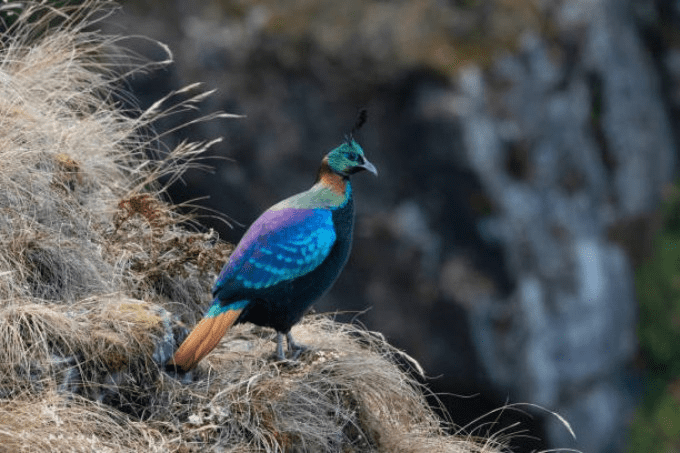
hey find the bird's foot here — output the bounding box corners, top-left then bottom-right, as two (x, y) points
(275, 332), (287, 361)
(286, 331), (308, 360)
(275, 331), (309, 361)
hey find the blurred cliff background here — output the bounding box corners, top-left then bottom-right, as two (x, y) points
(101, 0), (680, 451)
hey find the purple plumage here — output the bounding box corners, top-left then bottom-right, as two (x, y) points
(214, 208), (336, 293)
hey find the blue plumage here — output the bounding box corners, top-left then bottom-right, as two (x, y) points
(215, 208), (336, 291)
(168, 138), (377, 370)
(205, 299), (249, 318)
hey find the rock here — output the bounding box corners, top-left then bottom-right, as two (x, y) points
(459, 0), (673, 451)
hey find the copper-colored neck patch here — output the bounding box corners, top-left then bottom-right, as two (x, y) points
(317, 160), (347, 196)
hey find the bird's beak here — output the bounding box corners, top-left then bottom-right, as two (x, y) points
(361, 159), (378, 176)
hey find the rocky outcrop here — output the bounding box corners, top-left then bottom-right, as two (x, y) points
(455, 1), (674, 451)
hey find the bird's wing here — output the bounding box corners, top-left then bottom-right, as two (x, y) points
(213, 207), (336, 296)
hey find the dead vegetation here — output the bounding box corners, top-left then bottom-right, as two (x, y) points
(0, 1), (508, 451)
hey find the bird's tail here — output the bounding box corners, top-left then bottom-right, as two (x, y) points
(167, 300), (246, 371)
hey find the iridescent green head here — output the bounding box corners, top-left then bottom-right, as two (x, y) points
(325, 139), (378, 177)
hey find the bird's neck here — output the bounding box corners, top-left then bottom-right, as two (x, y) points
(316, 161), (349, 199)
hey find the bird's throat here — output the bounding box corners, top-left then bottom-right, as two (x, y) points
(317, 163), (348, 197)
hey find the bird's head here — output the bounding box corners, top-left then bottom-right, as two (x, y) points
(325, 139), (378, 178)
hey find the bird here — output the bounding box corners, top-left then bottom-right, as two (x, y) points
(167, 116), (377, 371)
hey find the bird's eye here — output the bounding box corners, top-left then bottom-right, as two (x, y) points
(346, 152), (359, 162)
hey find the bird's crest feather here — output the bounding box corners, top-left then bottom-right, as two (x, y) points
(345, 108), (367, 144)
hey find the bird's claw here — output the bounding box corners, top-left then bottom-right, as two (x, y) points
(275, 331), (309, 361)
(286, 331), (309, 360)
(288, 343), (308, 360)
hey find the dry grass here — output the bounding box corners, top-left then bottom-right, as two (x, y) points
(0, 1), (511, 451)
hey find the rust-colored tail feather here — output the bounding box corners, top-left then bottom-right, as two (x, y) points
(168, 308), (242, 371)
